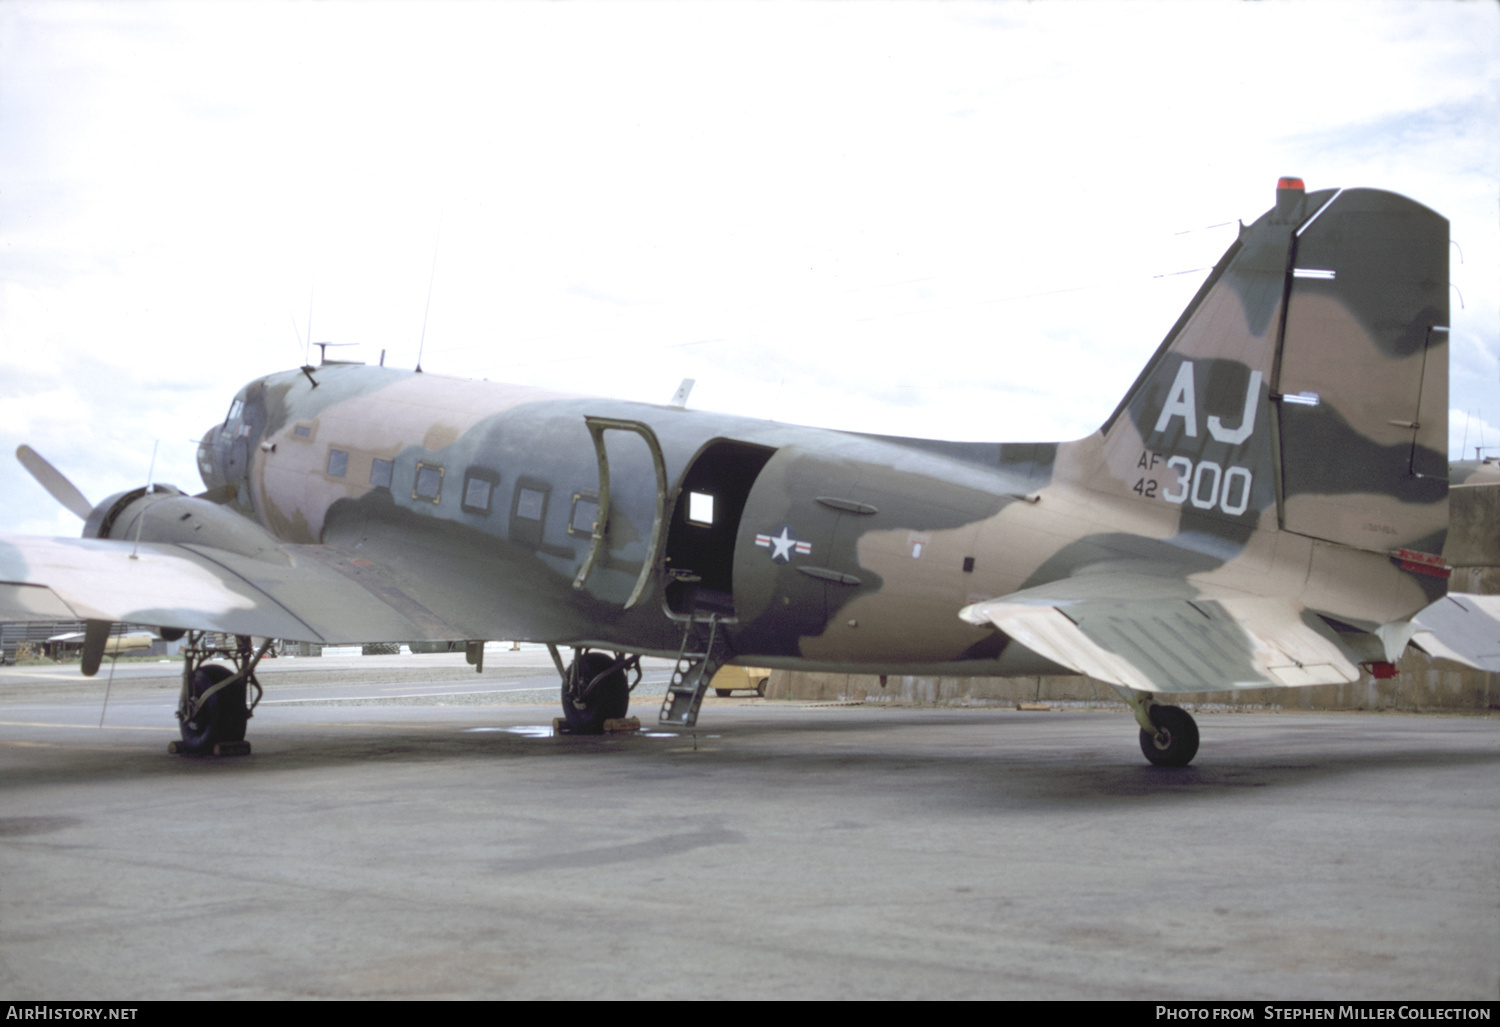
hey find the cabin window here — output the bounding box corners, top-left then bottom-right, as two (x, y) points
(370, 458), (394, 489)
(293, 425), (311, 438)
(327, 449), (349, 478)
(687, 491), (715, 526)
(516, 487), (546, 520)
(509, 479), (550, 547)
(462, 470), (499, 515)
(414, 462), (443, 503)
(569, 493), (599, 536)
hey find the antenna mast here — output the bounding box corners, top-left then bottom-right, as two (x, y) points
(416, 214), (442, 373)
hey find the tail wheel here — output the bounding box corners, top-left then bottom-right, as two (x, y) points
(179, 664), (248, 753)
(1139, 705), (1199, 767)
(561, 652), (629, 734)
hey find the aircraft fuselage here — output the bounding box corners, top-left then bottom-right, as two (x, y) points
(196, 364), (1090, 673)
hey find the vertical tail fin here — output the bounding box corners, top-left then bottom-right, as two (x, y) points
(1091, 180), (1448, 558)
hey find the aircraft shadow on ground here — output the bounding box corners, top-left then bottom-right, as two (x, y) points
(2, 707), (1497, 813)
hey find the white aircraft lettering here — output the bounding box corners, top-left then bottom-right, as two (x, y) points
(1208, 370), (1263, 445)
(1154, 362), (1199, 438)
(1153, 362), (1262, 447)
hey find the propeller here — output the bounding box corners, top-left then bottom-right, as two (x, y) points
(16, 445), (94, 520)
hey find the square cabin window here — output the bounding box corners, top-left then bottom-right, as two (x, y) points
(463, 474), (495, 514)
(414, 463), (443, 503)
(327, 449), (349, 478)
(569, 494), (599, 536)
(516, 487), (546, 521)
(509, 480), (550, 548)
(370, 458), (394, 489)
(688, 491), (715, 526)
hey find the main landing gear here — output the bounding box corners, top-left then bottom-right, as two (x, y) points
(173, 632), (269, 755)
(1124, 690), (1200, 767)
(552, 646), (641, 734)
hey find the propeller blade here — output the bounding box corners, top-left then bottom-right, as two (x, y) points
(16, 445), (94, 519)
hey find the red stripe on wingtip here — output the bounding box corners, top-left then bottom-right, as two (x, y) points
(1277, 176), (1305, 190)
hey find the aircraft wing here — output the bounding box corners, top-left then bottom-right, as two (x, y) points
(1411, 594), (1500, 672)
(959, 572), (1361, 694)
(0, 535), (465, 644)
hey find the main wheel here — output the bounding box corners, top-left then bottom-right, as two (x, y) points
(179, 664), (248, 753)
(1139, 705), (1199, 767)
(561, 652), (629, 734)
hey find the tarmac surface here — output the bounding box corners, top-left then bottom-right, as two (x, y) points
(1, 649), (1497, 1000)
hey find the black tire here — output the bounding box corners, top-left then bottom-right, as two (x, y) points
(179, 664), (248, 753)
(1139, 705), (1199, 767)
(714, 688), (733, 698)
(561, 652), (629, 734)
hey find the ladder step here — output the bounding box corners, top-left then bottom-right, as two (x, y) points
(659, 652), (714, 727)
(658, 613), (728, 729)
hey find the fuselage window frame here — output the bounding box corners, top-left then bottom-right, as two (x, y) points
(462, 468), (500, 515)
(414, 462), (444, 504)
(370, 458), (394, 490)
(509, 477), (550, 548)
(568, 492), (600, 537)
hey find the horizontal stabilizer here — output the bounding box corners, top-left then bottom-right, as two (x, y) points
(1411, 594), (1500, 672)
(961, 575), (1360, 694)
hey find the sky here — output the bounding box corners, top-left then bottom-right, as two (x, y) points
(2, 0), (1497, 536)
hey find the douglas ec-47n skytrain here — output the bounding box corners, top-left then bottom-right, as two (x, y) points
(2, 179), (1484, 766)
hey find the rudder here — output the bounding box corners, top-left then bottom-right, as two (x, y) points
(1092, 180), (1448, 558)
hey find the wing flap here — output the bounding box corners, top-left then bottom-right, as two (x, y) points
(0, 582), (84, 621)
(961, 577), (1360, 694)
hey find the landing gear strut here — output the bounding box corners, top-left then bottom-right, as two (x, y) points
(1124, 690), (1200, 767)
(175, 632), (269, 754)
(554, 646), (640, 734)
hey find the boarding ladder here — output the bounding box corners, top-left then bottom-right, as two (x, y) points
(659, 612), (730, 728)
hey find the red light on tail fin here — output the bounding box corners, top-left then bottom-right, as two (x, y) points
(1277, 176), (1305, 190)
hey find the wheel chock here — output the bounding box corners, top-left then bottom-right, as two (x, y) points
(552, 716), (641, 736)
(167, 740), (252, 756)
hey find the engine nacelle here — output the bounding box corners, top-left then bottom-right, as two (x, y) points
(83, 486), (288, 565)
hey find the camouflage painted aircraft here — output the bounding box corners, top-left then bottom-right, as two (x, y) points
(1, 180), (1464, 765)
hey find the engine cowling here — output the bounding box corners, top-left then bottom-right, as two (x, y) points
(84, 486), (288, 565)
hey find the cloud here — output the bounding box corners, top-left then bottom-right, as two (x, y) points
(1, 1), (1496, 532)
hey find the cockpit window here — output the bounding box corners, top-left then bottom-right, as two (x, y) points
(224, 398), (244, 426)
